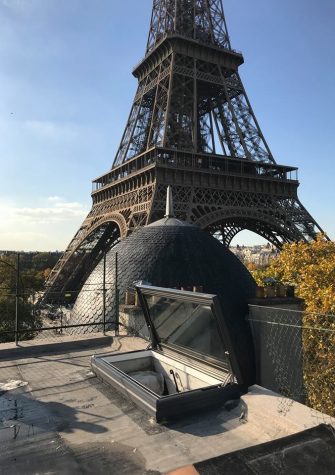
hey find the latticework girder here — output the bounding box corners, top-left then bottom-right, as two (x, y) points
(44, 0), (327, 300)
(113, 0), (274, 167)
(151, 183), (325, 247)
(114, 55), (275, 166)
(147, 0), (231, 53)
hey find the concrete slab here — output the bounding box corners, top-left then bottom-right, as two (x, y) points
(0, 332), (114, 362)
(0, 336), (333, 474)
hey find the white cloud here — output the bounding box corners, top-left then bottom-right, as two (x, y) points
(0, 197), (89, 251)
(5, 199), (87, 224)
(15, 205), (85, 224)
(47, 196), (62, 203)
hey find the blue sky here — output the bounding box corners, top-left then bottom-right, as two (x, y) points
(0, 0), (334, 251)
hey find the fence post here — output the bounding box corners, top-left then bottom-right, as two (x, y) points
(115, 252), (119, 336)
(15, 253), (20, 346)
(103, 252), (106, 335)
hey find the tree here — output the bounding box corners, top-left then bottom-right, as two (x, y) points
(266, 235), (335, 314)
(246, 262), (258, 272)
(252, 235), (335, 417)
(0, 252), (64, 343)
(0, 299), (40, 343)
(32, 252), (60, 271)
(0, 256), (42, 343)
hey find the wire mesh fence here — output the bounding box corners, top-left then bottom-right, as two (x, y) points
(248, 304), (335, 419)
(0, 251), (121, 344)
(0, 287), (117, 345)
(0, 285), (148, 345)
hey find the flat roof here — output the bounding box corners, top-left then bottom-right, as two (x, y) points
(0, 335), (334, 474)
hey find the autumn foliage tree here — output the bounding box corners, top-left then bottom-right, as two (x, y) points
(252, 235), (335, 416)
(266, 235), (335, 314)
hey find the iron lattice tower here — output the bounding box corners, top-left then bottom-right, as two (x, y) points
(46, 0), (325, 297)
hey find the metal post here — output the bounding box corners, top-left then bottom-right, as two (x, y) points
(60, 310), (63, 335)
(103, 252), (106, 335)
(15, 253), (20, 346)
(115, 252), (119, 336)
(32, 292), (35, 318)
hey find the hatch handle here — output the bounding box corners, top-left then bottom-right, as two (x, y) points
(170, 369), (180, 393)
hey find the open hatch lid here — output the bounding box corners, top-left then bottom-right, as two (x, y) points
(135, 285), (243, 385)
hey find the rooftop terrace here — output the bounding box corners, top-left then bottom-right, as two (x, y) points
(0, 334), (334, 474)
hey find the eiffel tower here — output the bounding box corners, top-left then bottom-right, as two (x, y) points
(46, 0), (325, 296)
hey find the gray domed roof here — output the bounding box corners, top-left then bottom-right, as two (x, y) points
(147, 216), (192, 227)
(70, 214), (257, 386)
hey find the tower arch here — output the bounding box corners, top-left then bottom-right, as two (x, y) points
(195, 208), (301, 248)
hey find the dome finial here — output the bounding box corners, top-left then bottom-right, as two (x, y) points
(165, 186), (175, 218)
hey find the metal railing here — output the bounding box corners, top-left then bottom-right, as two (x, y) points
(0, 293), (120, 345)
(0, 252), (122, 346)
(92, 147), (298, 192)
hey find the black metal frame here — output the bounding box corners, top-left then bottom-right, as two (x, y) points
(0, 320), (122, 346)
(135, 284), (243, 386)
